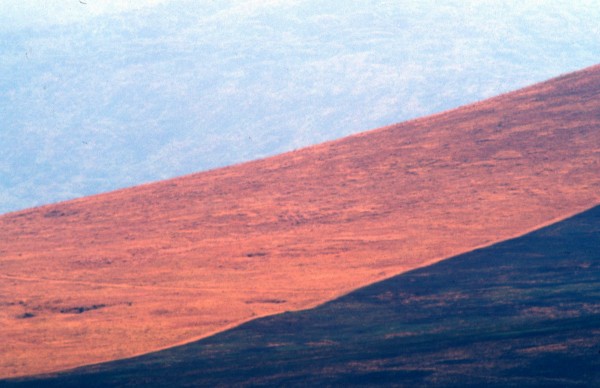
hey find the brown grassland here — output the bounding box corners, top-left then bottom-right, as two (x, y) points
(0, 64), (599, 378)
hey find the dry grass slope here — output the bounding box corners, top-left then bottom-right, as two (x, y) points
(1, 64), (599, 377)
(7, 204), (599, 387)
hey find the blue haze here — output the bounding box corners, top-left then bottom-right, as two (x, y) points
(1, 0), (599, 214)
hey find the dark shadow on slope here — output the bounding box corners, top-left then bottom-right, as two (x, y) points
(3, 205), (600, 387)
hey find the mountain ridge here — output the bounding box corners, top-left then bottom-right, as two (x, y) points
(1, 63), (599, 377)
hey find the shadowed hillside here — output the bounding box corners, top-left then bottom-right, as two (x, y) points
(1, 64), (599, 377)
(4, 205), (599, 387)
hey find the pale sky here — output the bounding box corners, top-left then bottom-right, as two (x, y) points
(0, 0), (172, 30)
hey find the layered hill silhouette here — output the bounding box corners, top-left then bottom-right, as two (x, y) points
(1, 64), (599, 378)
(4, 204), (599, 387)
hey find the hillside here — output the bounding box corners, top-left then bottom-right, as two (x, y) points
(1, 64), (599, 377)
(6, 204), (599, 386)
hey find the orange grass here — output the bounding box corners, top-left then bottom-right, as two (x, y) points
(1, 64), (599, 378)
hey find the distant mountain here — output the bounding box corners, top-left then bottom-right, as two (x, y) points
(6, 203), (599, 387)
(0, 64), (599, 379)
(2, 1), (600, 214)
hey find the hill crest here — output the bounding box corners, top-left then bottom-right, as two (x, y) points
(1, 64), (599, 377)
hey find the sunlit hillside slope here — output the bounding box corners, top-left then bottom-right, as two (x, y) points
(0, 64), (599, 377)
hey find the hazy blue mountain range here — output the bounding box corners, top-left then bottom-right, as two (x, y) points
(1, 0), (599, 214)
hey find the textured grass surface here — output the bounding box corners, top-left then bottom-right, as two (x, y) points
(4, 205), (599, 387)
(1, 64), (599, 377)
